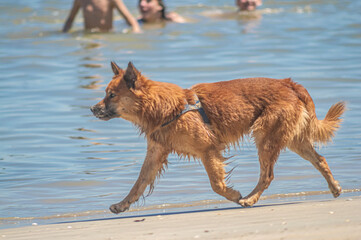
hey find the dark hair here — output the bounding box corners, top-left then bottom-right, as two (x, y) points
(158, 0), (167, 20)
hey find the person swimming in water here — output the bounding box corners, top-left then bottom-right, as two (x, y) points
(138, 0), (185, 23)
(62, 0), (141, 33)
(236, 0), (263, 11)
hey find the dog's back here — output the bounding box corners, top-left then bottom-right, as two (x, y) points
(193, 78), (308, 148)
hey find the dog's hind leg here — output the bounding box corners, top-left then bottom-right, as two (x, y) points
(239, 142), (280, 207)
(289, 141), (341, 197)
(201, 149), (242, 203)
(109, 139), (170, 214)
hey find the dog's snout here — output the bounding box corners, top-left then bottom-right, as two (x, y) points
(90, 104), (102, 116)
(90, 103), (111, 120)
(90, 105), (96, 114)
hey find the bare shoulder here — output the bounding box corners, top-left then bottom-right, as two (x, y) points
(166, 12), (186, 23)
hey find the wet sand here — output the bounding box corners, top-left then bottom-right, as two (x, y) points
(1, 196), (360, 240)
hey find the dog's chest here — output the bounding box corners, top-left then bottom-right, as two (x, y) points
(150, 129), (209, 159)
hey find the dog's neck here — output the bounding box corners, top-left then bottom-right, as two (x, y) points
(161, 93), (210, 127)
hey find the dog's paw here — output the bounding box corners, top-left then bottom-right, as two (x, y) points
(330, 181), (342, 198)
(109, 202), (130, 214)
(239, 197), (257, 207)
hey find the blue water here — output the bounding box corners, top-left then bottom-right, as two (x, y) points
(1, 0), (361, 227)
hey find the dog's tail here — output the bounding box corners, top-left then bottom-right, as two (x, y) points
(311, 102), (346, 144)
(283, 78), (346, 145)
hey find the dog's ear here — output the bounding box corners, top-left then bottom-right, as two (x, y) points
(110, 61), (122, 76)
(124, 61), (140, 89)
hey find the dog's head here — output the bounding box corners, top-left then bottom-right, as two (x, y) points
(90, 61), (142, 122)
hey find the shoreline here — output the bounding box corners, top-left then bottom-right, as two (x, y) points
(1, 195), (360, 240)
(1, 188), (360, 230)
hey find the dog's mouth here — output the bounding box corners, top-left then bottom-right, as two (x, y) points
(97, 115), (111, 121)
(90, 105), (116, 121)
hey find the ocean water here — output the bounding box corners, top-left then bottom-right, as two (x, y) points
(1, 0), (360, 228)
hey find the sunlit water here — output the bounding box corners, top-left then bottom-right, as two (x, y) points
(1, 0), (360, 228)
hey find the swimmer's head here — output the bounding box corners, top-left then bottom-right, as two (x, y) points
(236, 0), (262, 11)
(139, 0), (167, 22)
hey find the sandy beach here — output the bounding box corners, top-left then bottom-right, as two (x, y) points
(1, 196), (360, 240)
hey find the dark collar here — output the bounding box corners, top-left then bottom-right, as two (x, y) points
(161, 94), (210, 127)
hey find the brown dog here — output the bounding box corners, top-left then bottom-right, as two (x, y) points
(91, 61), (345, 214)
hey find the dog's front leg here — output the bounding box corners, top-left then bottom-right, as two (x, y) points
(202, 149), (242, 203)
(110, 139), (170, 214)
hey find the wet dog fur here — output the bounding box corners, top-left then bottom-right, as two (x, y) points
(91, 61), (345, 214)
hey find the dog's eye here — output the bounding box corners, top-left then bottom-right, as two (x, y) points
(109, 93), (115, 99)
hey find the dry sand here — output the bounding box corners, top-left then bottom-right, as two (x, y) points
(1, 196), (360, 240)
